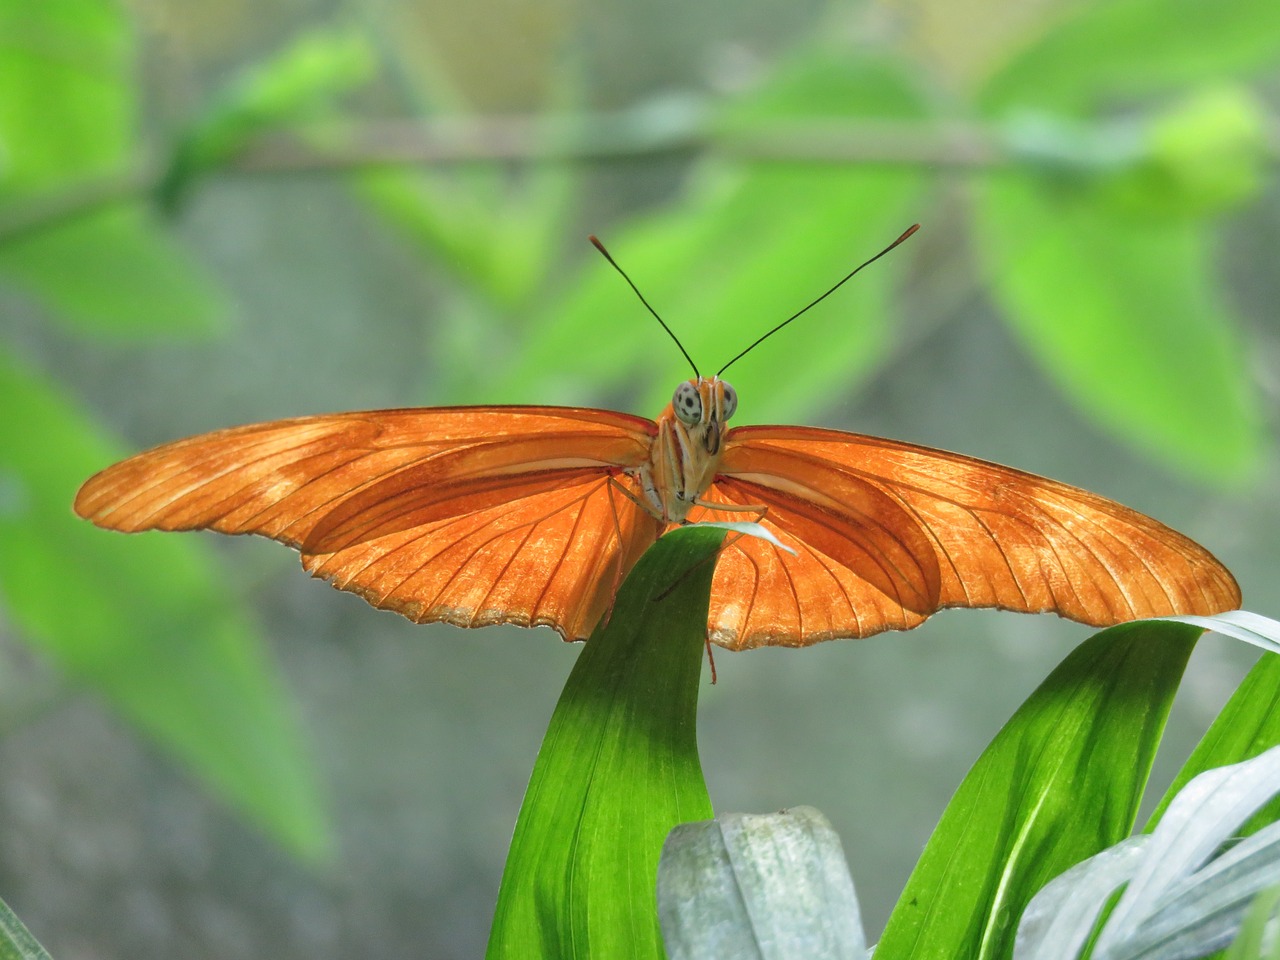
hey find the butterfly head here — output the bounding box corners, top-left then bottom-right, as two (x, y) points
(673, 377), (737, 428)
(669, 376), (737, 457)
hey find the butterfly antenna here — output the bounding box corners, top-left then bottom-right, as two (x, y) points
(590, 235), (700, 378)
(716, 223), (920, 377)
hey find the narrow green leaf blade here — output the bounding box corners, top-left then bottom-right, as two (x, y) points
(486, 525), (725, 960)
(0, 352), (329, 861)
(1223, 884), (1280, 960)
(875, 620), (1199, 960)
(0, 895), (54, 960)
(976, 174), (1261, 483)
(1147, 615), (1280, 831)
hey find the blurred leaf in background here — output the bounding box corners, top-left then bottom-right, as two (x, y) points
(0, 0), (225, 336)
(976, 176), (1259, 482)
(0, 3), (339, 858)
(361, 0), (1278, 484)
(0, 354), (329, 861)
(971, 0), (1278, 483)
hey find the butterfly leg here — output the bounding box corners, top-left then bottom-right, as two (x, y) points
(607, 474), (667, 521)
(688, 496), (768, 523)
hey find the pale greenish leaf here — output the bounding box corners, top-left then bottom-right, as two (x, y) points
(700, 520), (796, 554)
(659, 806), (866, 960)
(1014, 837), (1151, 960)
(1147, 614), (1280, 832)
(1014, 748), (1280, 960)
(1098, 748), (1280, 958)
(1158, 611), (1280, 658)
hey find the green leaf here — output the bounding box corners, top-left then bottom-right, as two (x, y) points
(0, 203), (226, 336)
(975, 173), (1261, 484)
(875, 620), (1199, 960)
(1224, 884), (1280, 960)
(980, 0), (1280, 115)
(0, 894), (54, 960)
(0, 0), (131, 192)
(1147, 627), (1280, 831)
(0, 351), (330, 861)
(499, 54), (928, 423)
(486, 525), (725, 960)
(157, 28), (375, 208)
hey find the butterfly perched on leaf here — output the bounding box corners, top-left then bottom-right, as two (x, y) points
(74, 227), (1240, 649)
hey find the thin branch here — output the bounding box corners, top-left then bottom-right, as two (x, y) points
(0, 169), (152, 244)
(3, 107), (1278, 244)
(0, 116), (1002, 243)
(231, 116), (1006, 172)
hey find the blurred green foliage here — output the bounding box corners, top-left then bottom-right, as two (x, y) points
(0, 0), (327, 860)
(0, 353), (329, 861)
(0, 0), (1276, 919)
(0, 0), (226, 335)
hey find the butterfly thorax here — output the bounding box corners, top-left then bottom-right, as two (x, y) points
(626, 377), (737, 524)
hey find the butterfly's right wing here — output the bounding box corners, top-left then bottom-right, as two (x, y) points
(75, 406), (662, 639)
(303, 472), (662, 641)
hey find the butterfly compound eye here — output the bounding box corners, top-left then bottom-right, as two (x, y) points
(721, 381), (738, 420)
(673, 381), (703, 425)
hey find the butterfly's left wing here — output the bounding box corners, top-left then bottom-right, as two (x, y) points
(704, 425), (1241, 649)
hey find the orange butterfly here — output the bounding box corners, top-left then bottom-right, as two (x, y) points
(74, 227), (1240, 649)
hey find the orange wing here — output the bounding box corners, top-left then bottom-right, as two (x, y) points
(75, 406), (661, 640)
(706, 425), (1241, 649)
